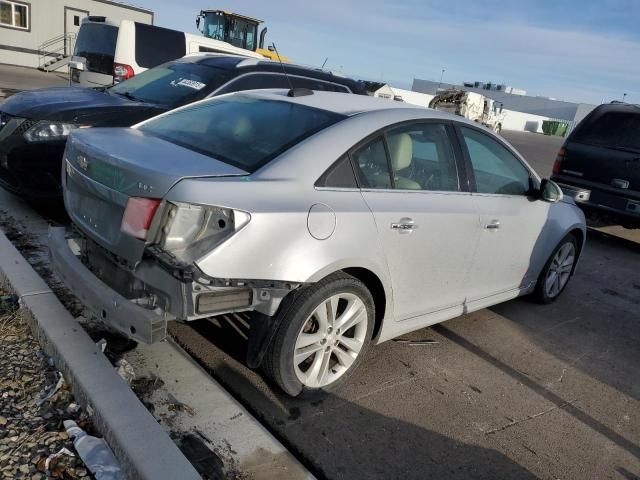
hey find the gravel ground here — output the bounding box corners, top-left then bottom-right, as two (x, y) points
(0, 297), (92, 480)
(0, 208), (241, 479)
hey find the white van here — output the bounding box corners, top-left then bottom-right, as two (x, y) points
(70, 17), (263, 87)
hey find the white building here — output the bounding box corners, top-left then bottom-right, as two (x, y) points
(412, 78), (596, 134)
(463, 81), (527, 96)
(0, 0), (152, 69)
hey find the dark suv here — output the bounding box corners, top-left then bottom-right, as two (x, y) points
(551, 102), (640, 228)
(0, 55), (365, 202)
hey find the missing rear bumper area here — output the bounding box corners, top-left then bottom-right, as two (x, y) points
(48, 227), (299, 343)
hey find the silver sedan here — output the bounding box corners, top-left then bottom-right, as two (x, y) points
(51, 89), (586, 396)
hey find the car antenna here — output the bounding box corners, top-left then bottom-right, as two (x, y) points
(271, 42), (313, 97)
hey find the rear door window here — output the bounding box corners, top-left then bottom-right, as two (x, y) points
(74, 23), (118, 75)
(573, 111), (640, 152)
(217, 73), (351, 95)
(134, 23), (186, 69)
(289, 77), (350, 93)
(351, 137), (392, 189)
(316, 155), (358, 188)
(216, 73), (290, 94)
(138, 95), (345, 172)
(385, 123), (459, 191)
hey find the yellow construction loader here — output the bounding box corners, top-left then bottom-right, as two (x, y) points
(196, 10), (290, 62)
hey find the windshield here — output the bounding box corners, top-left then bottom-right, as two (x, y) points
(74, 23), (118, 75)
(573, 110), (640, 152)
(199, 12), (257, 50)
(139, 95), (345, 172)
(200, 12), (225, 40)
(110, 62), (234, 107)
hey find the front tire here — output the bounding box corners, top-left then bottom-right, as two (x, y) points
(533, 234), (578, 303)
(263, 273), (374, 396)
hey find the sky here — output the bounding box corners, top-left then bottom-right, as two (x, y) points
(131, 0), (640, 105)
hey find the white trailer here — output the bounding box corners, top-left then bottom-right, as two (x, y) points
(429, 89), (505, 132)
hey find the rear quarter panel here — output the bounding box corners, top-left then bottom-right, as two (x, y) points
(165, 177), (391, 289)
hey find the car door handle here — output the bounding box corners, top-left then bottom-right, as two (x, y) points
(391, 218), (417, 233)
(484, 220), (500, 230)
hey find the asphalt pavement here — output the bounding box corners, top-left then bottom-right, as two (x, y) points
(169, 130), (640, 480)
(0, 64), (67, 98)
(501, 130), (564, 176)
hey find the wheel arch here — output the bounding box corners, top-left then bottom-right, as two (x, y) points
(342, 267), (387, 342)
(567, 226), (586, 273)
(304, 261), (392, 343)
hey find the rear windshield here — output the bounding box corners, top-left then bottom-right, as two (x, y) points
(138, 95), (345, 172)
(573, 110), (640, 152)
(74, 23), (118, 75)
(109, 62), (234, 107)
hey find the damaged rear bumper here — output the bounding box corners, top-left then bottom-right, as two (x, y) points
(49, 226), (169, 343)
(49, 227), (299, 344)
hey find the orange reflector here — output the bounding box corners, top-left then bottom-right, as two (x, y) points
(120, 197), (161, 240)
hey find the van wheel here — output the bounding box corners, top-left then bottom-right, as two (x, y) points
(533, 234), (577, 304)
(263, 273), (374, 396)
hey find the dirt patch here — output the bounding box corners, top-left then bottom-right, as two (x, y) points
(172, 433), (227, 480)
(0, 211), (84, 318)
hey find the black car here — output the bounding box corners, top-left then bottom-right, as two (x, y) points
(0, 55), (366, 201)
(551, 102), (640, 228)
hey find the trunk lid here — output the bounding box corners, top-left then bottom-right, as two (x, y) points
(561, 140), (640, 192)
(63, 127), (248, 264)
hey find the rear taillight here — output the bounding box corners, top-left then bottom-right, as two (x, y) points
(552, 147), (566, 175)
(121, 197), (161, 240)
(113, 63), (134, 83)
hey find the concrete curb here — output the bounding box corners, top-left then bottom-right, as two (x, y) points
(128, 337), (316, 479)
(0, 231), (200, 480)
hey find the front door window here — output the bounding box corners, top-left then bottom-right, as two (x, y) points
(460, 126), (531, 195)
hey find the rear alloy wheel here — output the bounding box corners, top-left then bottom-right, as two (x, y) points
(533, 234), (577, 303)
(263, 273), (374, 396)
(294, 293), (368, 388)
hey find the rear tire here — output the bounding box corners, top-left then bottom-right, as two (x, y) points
(532, 233), (578, 304)
(263, 272), (374, 397)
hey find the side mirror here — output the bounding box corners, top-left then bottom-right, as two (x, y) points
(540, 178), (563, 203)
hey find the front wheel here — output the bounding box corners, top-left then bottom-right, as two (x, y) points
(263, 273), (374, 396)
(532, 234), (578, 303)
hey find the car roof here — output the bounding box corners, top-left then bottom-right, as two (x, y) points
(589, 102), (640, 115)
(237, 89), (454, 119)
(182, 54), (365, 92)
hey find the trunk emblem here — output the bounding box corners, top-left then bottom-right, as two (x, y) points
(77, 154), (88, 171)
(137, 182), (153, 193)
